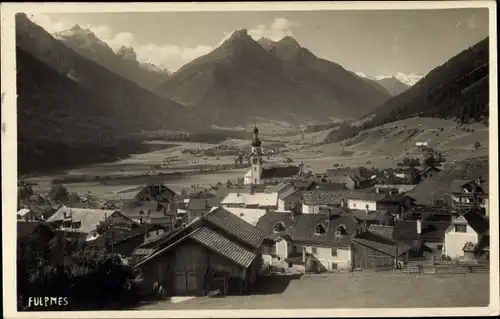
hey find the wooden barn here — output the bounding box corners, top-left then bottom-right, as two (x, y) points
(352, 231), (411, 269)
(133, 207), (267, 296)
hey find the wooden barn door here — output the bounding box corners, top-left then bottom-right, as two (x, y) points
(174, 272), (188, 293)
(187, 272), (197, 291)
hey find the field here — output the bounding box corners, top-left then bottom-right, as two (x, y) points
(23, 117), (489, 201)
(138, 272), (490, 310)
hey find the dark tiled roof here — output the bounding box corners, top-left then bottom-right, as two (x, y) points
(353, 237), (411, 257)
(463, 210), (489, 234)
(190, 227), (256, 268)
(314, 183), (348, 191)
(394, 220), (419, 241)
(203, 207), (267, 249)
(302, 190), (349, 205)
(256, 211), (360, 247)
(135, 226), (257, 269)
(394, 220), (450, 242)
(347, 210), (392, 223)
(261, 165), (300, 179)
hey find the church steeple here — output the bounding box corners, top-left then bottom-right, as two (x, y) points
(249, 124), (263, 184)
(251, 125), (261, 147)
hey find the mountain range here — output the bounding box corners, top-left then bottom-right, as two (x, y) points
(362, 37), (489, 128)
(153, 29), (392, 125)
(356, 72), (424, 87)
(53, 25), (171, 91)
(15, 14), (489, 173)
(15, 13), (200, 174)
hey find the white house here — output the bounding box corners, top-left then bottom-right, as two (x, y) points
(344, 191), (388, 212)
(443, 211), (489, 259)
(221, 192), (278, 210)
(416, 142), (428, 147)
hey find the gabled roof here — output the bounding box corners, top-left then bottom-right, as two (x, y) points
(261, 165), (300, 179)
(462, 210), (489, 235)
(353, 231), (412, 257)
(302, 190), (349, 205)
(134, 184), (177, 202)
(47, 206), (131, 234)
(203, 207), (267, 249)
(134, 226), (257, 269)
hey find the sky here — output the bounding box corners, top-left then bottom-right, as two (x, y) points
(27, 9), (490, 75)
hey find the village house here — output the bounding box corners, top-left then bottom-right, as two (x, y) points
(133, 207), (267, 296)
(134, 184), (178, 202)
(342, 191), (391, 212)
(322, 174), (358, 190)
(277, 187), (302, 212)
(221, 190), (278, 210)
(301, 190), (348, 214)
(86, 224), (169, 257)
(450, 178), (489, 215)
(120, 200), (178, 227)
(243, 126), (305, 185)
(47, 206), (135, 241)
(255, 209), (411, 272)
(181, 192), (221, 220)
(443, 210), (489, 260)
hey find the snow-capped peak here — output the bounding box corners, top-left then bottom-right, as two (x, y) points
(53, 25), (111, 52)
(355, 71), (424, 86)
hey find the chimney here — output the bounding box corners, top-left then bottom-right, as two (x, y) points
(237, 192), (240, 197)
(389, 189), (393, 195)
(416, 219), (422, 235)
(376, 188), (380, 194)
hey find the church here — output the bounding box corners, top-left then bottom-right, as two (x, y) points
(243, 126), (304, 185)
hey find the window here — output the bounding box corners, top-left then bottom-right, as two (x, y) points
(455, 224), (467, 233)
(62, 221), (71, 228)
(145, 233), (150, 238)
(352, 202), (356, 208)
(254, 167), (257, 172)
(331, 248), (338, 257)
(311, 247), (317, 254)
(71, 221), (81, 229)
(331, 263), (338, 270)
(254, 179), (258, 184)
(437, 245), (443, 251)
(365, 204), (369, 210)
(273, 222), (285, 233)
(314, 224), (326, 235)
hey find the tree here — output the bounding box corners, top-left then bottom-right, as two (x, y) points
(48, 184), (69, 203)
(474, 141), (482, 150)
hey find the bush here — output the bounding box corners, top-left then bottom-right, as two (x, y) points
(17, 235), (143, 311)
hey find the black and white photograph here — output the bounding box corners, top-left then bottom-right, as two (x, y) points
(1, 1), (498, 318)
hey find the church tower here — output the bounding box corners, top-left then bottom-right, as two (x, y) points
(250, 125), (263, 184)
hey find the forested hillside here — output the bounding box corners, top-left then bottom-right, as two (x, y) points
(362, 37), (489, 129)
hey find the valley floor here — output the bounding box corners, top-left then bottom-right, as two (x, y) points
(137, 272), (490, 310)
